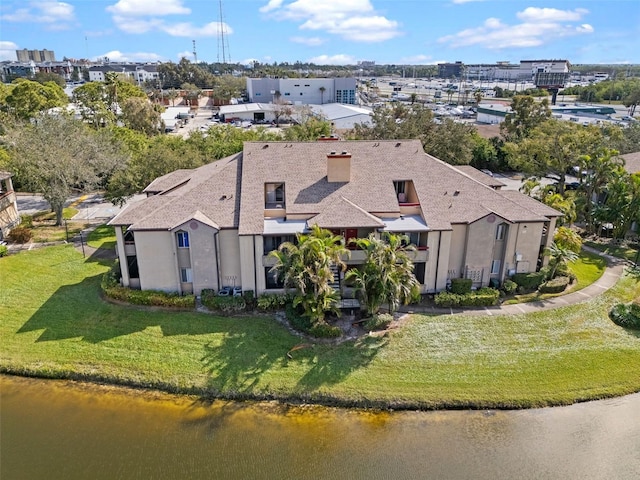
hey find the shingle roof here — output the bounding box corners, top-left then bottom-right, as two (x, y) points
(621, 151), (640, 174)
(453, 165), (506, 188)
(109, 154), (241, 231)
(110, 140), (560, 235)
(238, 140), (560, 235)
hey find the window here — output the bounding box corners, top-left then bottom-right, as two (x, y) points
(265, 183), (285, 207)
(414, 263), (426, 284)
(176, 231), (190, 248)
(180, 268), (192, 283)
(264, 235), (294, 253)
(127, 255), (139, 278)
(122, 227), (135, 244)
(496, 223), (506, 240)
(265, 268), (284, 289)
(491, 260), (501, 275)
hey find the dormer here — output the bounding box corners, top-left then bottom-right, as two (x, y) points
(265, 182), (285, 209)
(327, 151), (351, 183)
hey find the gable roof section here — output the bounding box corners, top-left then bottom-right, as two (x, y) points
(453, 165), (506, 188)
(109, 153), (242, 231)
(239, 140), (559, 235)
(307, 196), (384, 229)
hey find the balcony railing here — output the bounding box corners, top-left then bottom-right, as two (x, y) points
(0, 191), (17, 211)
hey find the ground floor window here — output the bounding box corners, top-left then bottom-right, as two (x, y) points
(265, 268), (284, 289)
(127, 255), (139, 278)
(491, 260), (501, 275)
(414, 262), (426, 284)
(180, 268), (192, 283)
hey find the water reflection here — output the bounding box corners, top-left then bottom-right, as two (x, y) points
(2, 376), (639, 480)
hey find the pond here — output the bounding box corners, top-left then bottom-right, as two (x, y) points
(2, 375), (639, 479)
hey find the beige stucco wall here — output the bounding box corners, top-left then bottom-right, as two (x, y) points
(218, 229), (242, 289)
(239, 235), (258, 293)
(136, 230), (180, 293)
(114, 227), (130, 287)
(447, 224), (467, 279)
(180, 222), (218, 295)
(436, 230), (452, 291)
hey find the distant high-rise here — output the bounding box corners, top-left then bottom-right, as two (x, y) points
(16, 49), (56, 62)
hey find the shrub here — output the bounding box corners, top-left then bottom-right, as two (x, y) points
(435, 288), (500, 307)
(201, 289), (247, 314)
(102, 268), (194, 308)
(257, 293), (292, 311)
(512, 271), (546, 291)
(0, 244), (7, 257)
(309, 322), (342, 338)
(554, 263), (577, 282)
(539, 276), (571, 294)
(243, 290), (257, 310)
(450, 278), (472, 294)
(8, 226), (32, 244)
(502, 279), (517, 295)
(609, 303), (640, 329)
(20, 215), (33, 228)
(364, 313), (393, 331)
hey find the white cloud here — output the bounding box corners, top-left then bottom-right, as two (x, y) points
(176, 50), (195, 61)
(438, 7), (594, 50)
(1, 1), (76, 28)
(98, 49), (164, 62)
(106, 0), (190, 16)
(262, 0), (401, 43)
(259, 0), (284, 13)
(290, 36), (324, 46)
(307, 54), (356, 65)
(0, 41), (19, 61)
(399, 54), (432, 64)
(517, 7), (588, 23)
(111, 15), (163, 34)
(160, 21), (231, 37)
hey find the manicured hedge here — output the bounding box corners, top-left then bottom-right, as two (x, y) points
(101, 265), (194, 308)
(434, 287), (500, 307)
(201, 289), (246, 314)
(257, 292), (294, 311)
(512, 271), (547, 291)
(364, 313), (393, 331)
(501, 279), (517, 294)
(609, 302), (640, 329)
(539, 276), (571, 294)
(450, 278), (472, 294)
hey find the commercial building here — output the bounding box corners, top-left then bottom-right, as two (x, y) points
(246, 78), (357, 105)
(15, 49), (56, 62)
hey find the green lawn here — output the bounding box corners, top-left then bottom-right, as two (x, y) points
(87, 224), (116, 249)
(503, 249), (606, 304)
(585, 240), (639, 263)
(1, 245), (639, 409)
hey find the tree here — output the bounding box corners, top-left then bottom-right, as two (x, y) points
(4, 115), (125, 225)
(576, 148), (624, 233)
(4, 79), (67, 120)
(504, 120), (600, 194)
(120, 97), (164, 135)
(33, 71), (66, 88)
(269, 225), (349, 325)
(345, 233), (419, 315)
(424, 118), (476, 165)
(553, 227), (582, 254)
(500, 95), (551, 142)
(319, 86), (326, 105)
(594, 172), (640, 239)
(622, 81), (640, 116)
(73, 80), (146, 128)
(181, 82), (202, 109)
(283, 108), (331, 140)
(545, 242), (579, 279)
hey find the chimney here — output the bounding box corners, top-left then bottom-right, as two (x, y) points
(327, 151), (351, 182)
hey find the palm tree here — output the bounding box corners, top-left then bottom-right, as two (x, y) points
(269, 225), (349, 325)
(346, 233), (419, 315)
(545, 242), (579, 279)
(319, 86), (326, 105)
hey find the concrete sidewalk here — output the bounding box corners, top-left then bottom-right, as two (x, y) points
(399, 246), (630, 316)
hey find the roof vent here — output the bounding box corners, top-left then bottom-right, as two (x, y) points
(453, 190), (460, 196)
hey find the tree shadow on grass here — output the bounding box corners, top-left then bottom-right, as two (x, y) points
(293, 335), (388, 391)
(16, 274), (236, 343)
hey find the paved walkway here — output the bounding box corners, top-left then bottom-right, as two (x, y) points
(399, 246), (630, 316)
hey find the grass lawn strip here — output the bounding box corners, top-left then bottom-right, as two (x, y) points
(1, 245), (639, 410)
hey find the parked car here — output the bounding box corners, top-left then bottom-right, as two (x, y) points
(480, 169), (494, 177)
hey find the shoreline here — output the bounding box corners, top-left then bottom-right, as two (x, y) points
(3, 369), (639, 412)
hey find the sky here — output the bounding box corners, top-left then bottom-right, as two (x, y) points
(0, 0), (638, 66)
